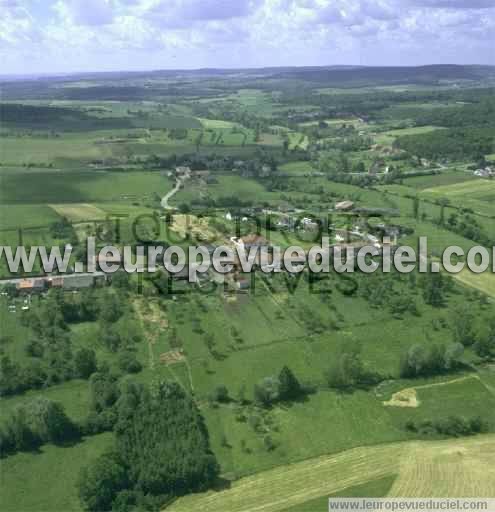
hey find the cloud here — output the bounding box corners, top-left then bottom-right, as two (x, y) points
(144, 0), (260, 27)
(0, 0), (40, 46)
(408, 0), (495, 8)
(361, 0), (397, 20)
(1, 0), (494, 74)
(54, 0), (116, 26)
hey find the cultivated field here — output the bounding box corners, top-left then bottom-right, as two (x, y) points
(50, 203), (107, 222)
(422, 179), (495, 202)
(168, 435), (495, 512)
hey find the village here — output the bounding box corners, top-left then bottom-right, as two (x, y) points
(0, 191), (405, 308)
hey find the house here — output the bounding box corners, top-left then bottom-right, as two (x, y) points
(175, 166), (191, 176)
(168, 264), (203, 284)
(374, 224), (401, 240)
(260, 165), (271, 177)
(49, 276), (65, 288)
(275, 217), (292, 230)
(17, 278), (46, 294)
(233, 234), (273, 268)
(299, 217), (319, 230)
(334, 201), (355, 212)
(474, 167), (494, 178)
(61, 274), (97, 290)
(236, 278), (251, 291)
(191, 170), (210, 179)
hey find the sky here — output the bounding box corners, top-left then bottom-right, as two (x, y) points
(0, 0), (494, 75)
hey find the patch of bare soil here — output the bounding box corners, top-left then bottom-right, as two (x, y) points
(160, 350), (185, 365)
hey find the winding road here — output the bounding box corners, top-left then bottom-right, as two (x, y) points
(161, 176), (185, 210)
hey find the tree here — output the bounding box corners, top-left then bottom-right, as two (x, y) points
(99, 292), (124, 324)
(211, 385), (230, 403)
(89, 366), (120, 414)
(389, 294), (418, 317)
(444, 343), (464, 370)
(325, 345), (380, 391)
(353, 161), (366, 174)
(27, 397), (76, 444)
(2, 406), (39, 452)
(100, 325), (123, 352)
(474, 319), (495, 358)
(450, 305), (475, 346)
(400, 342), (463, 378)
(412, 196), (420, 220)
(254, 377), (280, 406)
(278, 366), (302, 401)
(421, 272), (445, 307)
(78, 453), (129, 512)
(117, 352), (142, 374)
(74, 348), (97, 379)
(111, 272), (131, 291)
(400, 344), (427, 378)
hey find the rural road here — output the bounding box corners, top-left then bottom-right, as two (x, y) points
(161, 171), (190, 210)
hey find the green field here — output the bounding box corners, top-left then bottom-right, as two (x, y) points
(168, 435), (495, 512)
(375, 126), (445, 145)
(0, 433), (113, 512)
(420, 179), (495, 216)
(402, 171), (475, 190)
(422, 179), (495, 202)
(452, 268), (495, 298)
(0, 204), (61, 229)
(278, 161), (315, 175)
(0, 171), (171, 205)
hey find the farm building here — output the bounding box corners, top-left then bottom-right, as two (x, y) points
(17, 278), (46, 294)
(61, 274), (102, 290)
(474, 167), (494, 178)
(191, 170), (210, 179)
(236, 278), (251, 291)
(175, 166), (191, 176)
(49, 276), (65, 288)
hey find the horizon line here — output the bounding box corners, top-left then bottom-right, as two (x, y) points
(1, 62), (493, 81)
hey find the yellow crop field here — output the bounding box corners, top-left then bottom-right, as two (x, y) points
(50, 203), (107, 222)
(167, 435), (495, 512)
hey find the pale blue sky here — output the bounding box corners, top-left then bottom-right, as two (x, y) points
(1, 0), (494, 75)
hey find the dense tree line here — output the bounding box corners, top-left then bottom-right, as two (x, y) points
(399, 342), (464, 378)
(413, 97), (495, 129)
(442, 212), (495, 248)
(395, 126), (495, 160)
(405, 415), (486, 438)
(78, 380), (219, 511)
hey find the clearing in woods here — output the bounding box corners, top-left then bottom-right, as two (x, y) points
(49, 203), (107, 222)
(167, 435), (495, 512)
